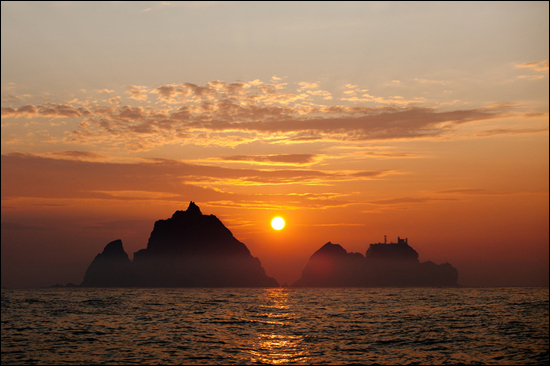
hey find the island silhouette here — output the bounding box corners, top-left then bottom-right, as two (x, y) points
(80, 202), (458, 287)
(293, 238), (458, 287)
(81, 202), (278, 287)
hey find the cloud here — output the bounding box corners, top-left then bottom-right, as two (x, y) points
(1, 105), (37, 117)
(515, 61), (549, 72)
(476, 127), (548, 137)
(61, 103), (505, 151)
(297, 82), (320, 92)
(217, 154), (318, 165)
(0, 153), (213, 201)
(360, 151), (416, 158)
(184, 168), (391, 186)
(89, 190), (182, 199)
(222, 107), (501, 138)
(341, 83), (426, 104)
(3, 79), (509, 151)
(108, 96), (121, 105)
(306, 89), (332, 100)
(299, 223), (365, 227)
(1, 103), (91, 118)
(437, 188), (515, 196)
(351, 170), (391, 178)
(1, 153), (393, 202)
(0, 153), (399, 214)
(368, 197), (457, 205)
(437, 188), (488, 195)
(517, 75), (544, 80)
(413, 78), (449, 85)
(32, 203), (68, 207)
(126, 85), (149, 101)
(44, 151), (107, 161)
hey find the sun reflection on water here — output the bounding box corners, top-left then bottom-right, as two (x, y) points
(248, 288), (309, 364)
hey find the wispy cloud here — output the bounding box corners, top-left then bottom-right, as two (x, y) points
(437, 188), (488, 195)
(89, 190), (182, 199)
(1, 153), (394, 212)
(515, 60), (549, 72)
(476, 127), (548, 137)
(413, 78), (450, 85)
(44, 151), (107, 161)
(517, 75), (545, 80)
(356, 151), (418, 159)
(1, 153), (394, 202)
(368, 197), (457, 205)
(216, 154), (319, 166)
(437, 188), (515, 196)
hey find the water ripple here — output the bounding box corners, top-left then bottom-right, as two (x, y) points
(1, 287), (548, 365)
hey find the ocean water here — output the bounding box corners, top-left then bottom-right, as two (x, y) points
(1, 287), (548, 365)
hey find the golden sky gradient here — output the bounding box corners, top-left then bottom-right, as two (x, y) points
(1, 2), (548, 288)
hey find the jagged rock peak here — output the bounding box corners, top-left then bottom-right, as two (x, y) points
(170, 201), (203, 220)
(186, 201), (202, 215)
(101, 239), (128, 258)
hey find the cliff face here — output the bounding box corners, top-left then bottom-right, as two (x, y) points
(293, 238), (458, 287)
(81, 202), (278, 287)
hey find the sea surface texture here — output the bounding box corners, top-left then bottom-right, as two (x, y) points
(2, 287), (548, 365)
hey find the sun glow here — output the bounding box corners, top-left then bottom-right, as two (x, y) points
(271, 217), (285, 230)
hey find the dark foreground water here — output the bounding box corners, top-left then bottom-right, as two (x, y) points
(1, 287), (548, 365)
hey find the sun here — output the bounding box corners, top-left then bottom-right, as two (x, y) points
(271, 217), (285, 230)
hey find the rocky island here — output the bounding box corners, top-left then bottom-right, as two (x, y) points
(81, 202), (458, 288)
(293, 237), (458, 287)
(81, 202), (278, 287)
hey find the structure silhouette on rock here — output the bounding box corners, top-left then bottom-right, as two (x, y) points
(293, 237), (458, 287)
(81, 202), (278, 287)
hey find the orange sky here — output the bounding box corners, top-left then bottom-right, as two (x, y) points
(1, 2), (548, 288)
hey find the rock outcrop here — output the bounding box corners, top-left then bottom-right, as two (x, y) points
(81, 202), (278, 287)
(81, 239), (134, 287)
(293, 237), (458, 287)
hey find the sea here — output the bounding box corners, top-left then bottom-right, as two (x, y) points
(1, 287), (548, 365)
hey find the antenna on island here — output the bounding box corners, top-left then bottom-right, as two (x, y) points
(384, 235), (387, 244)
